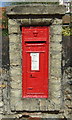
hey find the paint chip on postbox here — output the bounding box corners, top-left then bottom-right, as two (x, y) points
(30, 53), (39, 70)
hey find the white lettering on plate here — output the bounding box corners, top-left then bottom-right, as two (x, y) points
(30, 53), (39, 70)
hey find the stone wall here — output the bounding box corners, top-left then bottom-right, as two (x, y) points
(7, 18), (62, 113)
(17, 0), (59, 2)
(0, 70), (3, 119)
(0, 3), (72, 120)
(62, 36), (72, 119)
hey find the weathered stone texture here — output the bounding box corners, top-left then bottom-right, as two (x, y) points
(50, 25), (62, 35)
(7, 17), (63, 114)
(8, 19), (20, 34)
(6, 4), (66, 15)
(62, 35), (72, 119)
(21, 18), (54, 26)
(63, 75), (72, 118)
(21, 0), (59, 2)
(2, 3), (72, 120)
(5, 4), (64, 119)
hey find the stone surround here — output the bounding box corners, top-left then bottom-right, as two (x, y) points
(1, 3), (72, 120)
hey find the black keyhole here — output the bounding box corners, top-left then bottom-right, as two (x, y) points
(30, 74), (32, 77)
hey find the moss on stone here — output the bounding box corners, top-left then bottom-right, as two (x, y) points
(62, 26), (72, 36)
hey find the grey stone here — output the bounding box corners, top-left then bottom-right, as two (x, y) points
(0, 108), (3, 113)
(21, 19), (29, 25)
(8, 25), (20, 34)
(6, 4), (66, 16)
(9, 34), (21, 43)
(0, 114), (3, 119)
(65, 88), (72, 94)
(10, 92), (40, 111)
(10, 66), (22, 81)
(30, 18), (53, 26)
(22, 99), (40, 111)
(50, 35), (62, 42)
(50, 42), (62, 51)
(0, 90), (2, 96)
(0, 97), (2, 102)
(8, 19), (20, 34)
(0, 102), (3, 107)
(21, 0), (59, 2)
(10, 81), (22, 89)
(50, 25), (62, 35)
(40, 99), (48, 111)
(8, 19), (18, 25)
(19, 18), (60, 26)
(11, 89), (22, 98)
(9, 50), (21, 66)
(53, 18), (62, 25)
(5, 2), (70, 119)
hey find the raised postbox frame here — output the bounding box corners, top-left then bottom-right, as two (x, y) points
(22, 26), (49, 98)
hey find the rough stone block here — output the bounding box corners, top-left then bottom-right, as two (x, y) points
(46, 100), (56, 111)
(10, 81), (21, 89)
(0, 102), (3, 107)
(0, 97), (2, 102)
(10, 90), (40, 111)
(22, 99), (40, 111)
(65, 100), (72, 108)
(6, 4), (66, 15)
(10, 90), (22, 111)
(10, 96), (23, 111)
(65, 88), (72, 94)
(9, 41), (22, 66)
(51, 59), (61, 67)
(10, 50), (21, 66)
(50, 77), (61, 83)
(50, 35), (62, 42)
(8, 25), (20, 34)
(8, 19), (18, 25)
(31, 18), (53, 25)
(50, 25), (62, 35)
(11, 89), (21, 98)
(21, 19), (29, 25)
(39, 99), (47, 111)
(53, 18), (62, 25)
(0, 90), (2, 96)
(50, 52), (61, 60)
(50, 42), (62, 51)
(50, 70), (61, 78)
(50, 82), (61, 96)
(0, 108), (3, 113)
(9, 42), (21, 52)
(31, 18), (42, 25)
(20, 0), (59, 2)
(9, 34), (21, 43)
(10, 74), (22, 84)
(10, 66), (22, 82)
(0, 114), (3, 119)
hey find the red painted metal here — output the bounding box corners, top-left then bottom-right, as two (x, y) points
(22, 26), (48, 41)
(22, 26), (49, 98)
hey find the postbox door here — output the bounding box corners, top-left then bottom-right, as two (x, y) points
(22, 26), (49, 98)
(26, 52), (47, 97)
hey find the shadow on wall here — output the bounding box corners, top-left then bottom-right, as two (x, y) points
(62, 35), (72, 68)
(62, 35), (72, 87)
(2, 29), (10, 70)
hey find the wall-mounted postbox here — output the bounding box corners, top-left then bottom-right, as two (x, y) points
(22, 26), (49, 98)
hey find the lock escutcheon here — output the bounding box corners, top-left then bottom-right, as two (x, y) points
(33, 31), (38, 37)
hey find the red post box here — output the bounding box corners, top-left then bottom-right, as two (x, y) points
(22, 26), (49, 98)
